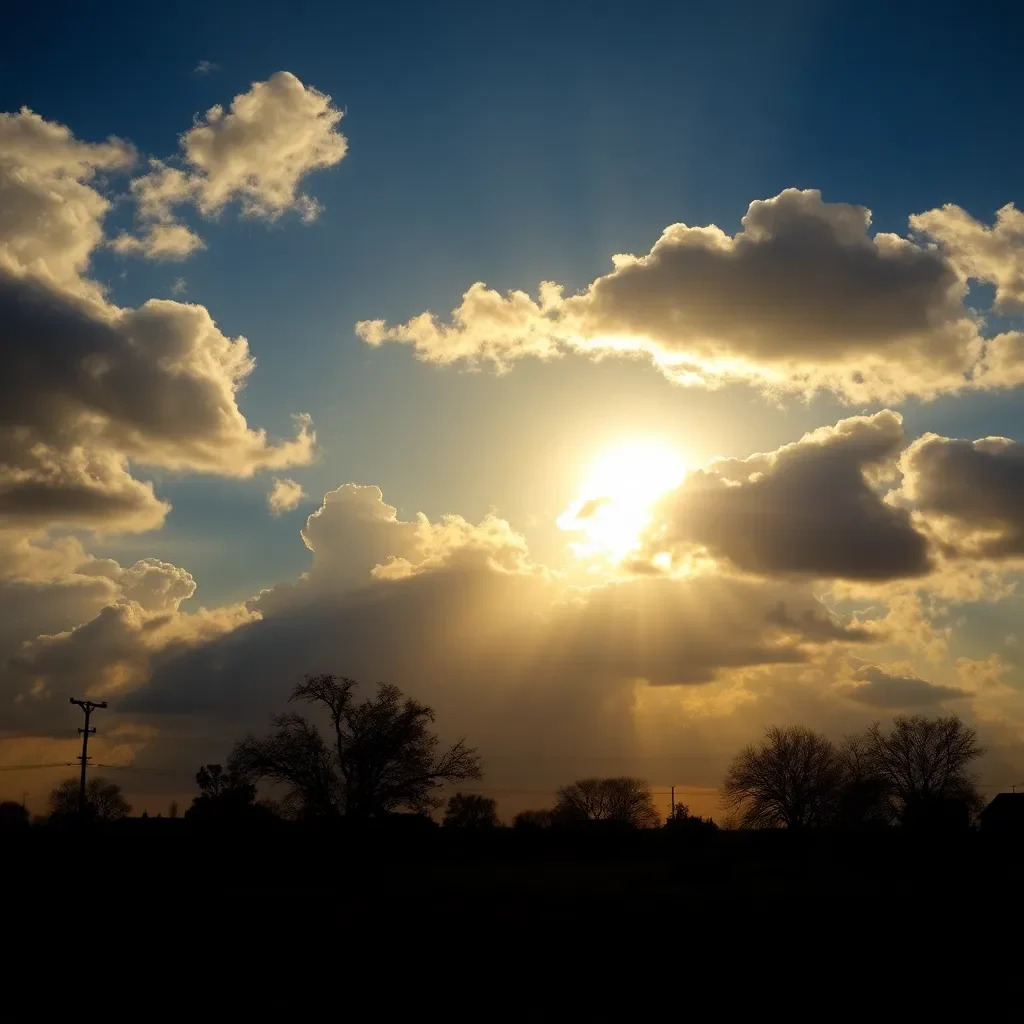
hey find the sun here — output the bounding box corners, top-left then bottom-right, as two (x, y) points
(558, 439), (688, 561)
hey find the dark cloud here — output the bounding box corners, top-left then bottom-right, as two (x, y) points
(843, 664), (968, 708)
(359, 189), (984, 401)
(641, 410), (931, 581)
(901, 433), (1024, 557)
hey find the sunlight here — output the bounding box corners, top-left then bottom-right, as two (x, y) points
(557, 439), (688, 561)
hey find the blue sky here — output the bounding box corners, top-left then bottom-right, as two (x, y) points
(5, 0), (1022, 605)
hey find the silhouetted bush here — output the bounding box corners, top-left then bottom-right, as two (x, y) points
(513, 808), (557, 830)
(48, 777), (131, 823)
(443, 792), (500, 829)
(555, 777), (660, 828)
(0, 800), (29, 831)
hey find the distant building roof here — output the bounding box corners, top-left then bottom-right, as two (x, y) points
(980, 792), (1024, 832)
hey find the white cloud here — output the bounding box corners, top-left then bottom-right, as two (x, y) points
(194, 60), (220, 75)
(267, 477), (306, 516)
(116, 72), (347, 258)
(110, 222), (205, 261)
(911, 202), (1024, 313)
(0, 107), (134, 289)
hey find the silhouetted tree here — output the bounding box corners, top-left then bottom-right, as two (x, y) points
(554, 777), (660, 828)
(835, 733), (892, 827)
(229, 675), (482, 818)
(443, 792), (500, 829)
(723, 726), (846, 829)
(168, 800), (179, 819)
(185, 763), (268, 821)
(48, 777), (131, 822)
(512, 808), (557, 830)
(0, 800), (29, 831)
(861, 714), (984, 826)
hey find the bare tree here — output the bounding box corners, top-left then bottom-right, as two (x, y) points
(723, 726), (846, 829)
(443, 792), (500, 829)
(229, 675), (482, 818)
(836, 732), (892, 827)
(49, 777), (131, 822)
(555, 777), (661, 828)
(862, 714), (984, 824)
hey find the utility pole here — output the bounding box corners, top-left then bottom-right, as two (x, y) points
(70, 698), (107, 816)
(670, 785), (675, 819)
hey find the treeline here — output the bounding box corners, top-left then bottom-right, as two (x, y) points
(0, 675), (1005, 835)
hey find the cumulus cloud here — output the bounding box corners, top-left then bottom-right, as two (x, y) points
(640, 410), (931, 580)
(900, 432), (1024, 558)
(911, 203), (1024, 313)
(0, 107), (134, 288)
(116, 72), (347, 257)
(840, 663), (968, 708)
(0, 544), (251, 740)
(0, 545), (204, 731)
(0, 101), (317, 543)
(0, 266), (314, 532)
(115, 486), (869, 734)
(358, 188), (995, 402)
(267, 477), (306, 515)
(7, 599), (255, 709)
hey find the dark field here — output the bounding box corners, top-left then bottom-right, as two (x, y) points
(8, 823), (1022, 1012)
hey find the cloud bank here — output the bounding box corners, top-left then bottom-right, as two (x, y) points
(358, 189), (1024, 403)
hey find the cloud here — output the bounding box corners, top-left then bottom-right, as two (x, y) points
(640, 410), (931, 580)
(0, 104), (316, 541)
(267, 477), (306, 516)
(0, 478), (868, 755)
(0, 265), (314, 533)
(170, 277), (186, 296)
(0, 107), (134, 288)
(900, 432), (1024, 558)
(840, 663), (968, 708)
(119, 486), (869, 720)
(7, 598), (255, 711)
(911, 203), (1024, 313)
(116, 72), (347, 257)
(110, 222), (205, 261)
(358, 188), (993, 402)
(0, 545), (214, 736)
(194, 60), (220, 75)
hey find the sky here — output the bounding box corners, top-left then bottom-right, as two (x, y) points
(3, 0), (1024, 817)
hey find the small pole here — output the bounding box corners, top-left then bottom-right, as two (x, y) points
(70, 698), (107, 817)
(670, 785), (675, 819)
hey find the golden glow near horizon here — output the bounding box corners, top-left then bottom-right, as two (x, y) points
(557, 439), (688, 562)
